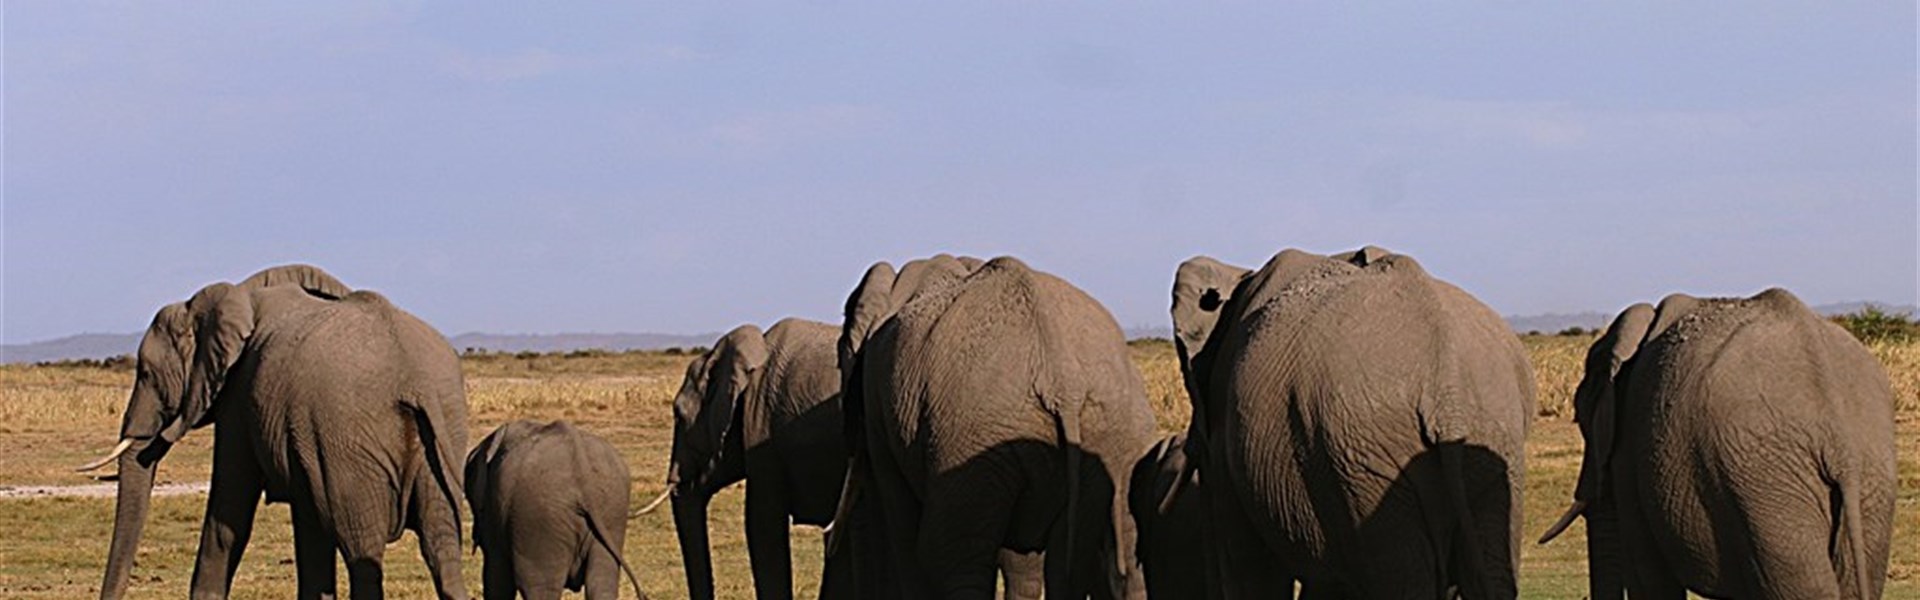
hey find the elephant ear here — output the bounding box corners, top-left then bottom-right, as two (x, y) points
(169, 283), (256, 443)
(238, 264), (350, 299)
(704, 326), (768, 454)
(463, 427), (505, 522)
(1568, 302), (1657, 504)
(1170, 256), (1250, 382)
(839, 261), (898, 376)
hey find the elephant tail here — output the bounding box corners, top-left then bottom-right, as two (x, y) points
(1055, 402), (1084, 589)
(405, 402), (464, 547)
(581, 505), (648, 600)
(1831, 467), (1874, 600)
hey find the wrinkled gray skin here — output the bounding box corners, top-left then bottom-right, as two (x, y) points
(1128, 434), (1205, 599)
(1172, 247), (1532, 598)
(466, 420), (644, 600)
(831, 255), (1155, 600)
(663, 318), (855, 600)
(89, 265), (470, 600)
(1543, 290), (1896, 599)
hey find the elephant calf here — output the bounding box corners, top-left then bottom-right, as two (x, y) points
(466, 420), (646, 600)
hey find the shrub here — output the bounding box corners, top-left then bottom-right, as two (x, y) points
(1831, 305), (1919, 343)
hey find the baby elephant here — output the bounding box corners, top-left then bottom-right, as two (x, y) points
(467, 420), (647, 599)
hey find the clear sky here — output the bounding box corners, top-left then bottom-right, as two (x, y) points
(4, 3), (1915, 344)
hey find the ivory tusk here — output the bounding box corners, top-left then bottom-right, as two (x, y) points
(1537, 500), (1588, 545)
(76, 438), (136, 472)
(633, 487), (672, 516)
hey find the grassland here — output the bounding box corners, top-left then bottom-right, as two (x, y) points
(1, 336), (1915, 598)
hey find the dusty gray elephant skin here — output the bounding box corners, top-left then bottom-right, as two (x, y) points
(832, 255), (1156, 600)
(653, 318), (855, 600)
(1540, 290), (1897, 599)
(466, 420), (645, 600)
(82, 264), (470, 600)
(1128, 434), (1205, 599)
(1171, 247), (1533, 598)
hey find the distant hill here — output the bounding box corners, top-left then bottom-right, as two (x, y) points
(0, 331), (723, 364)
(0, 333), (143, 365)
(444, 332), (720, 354)
(5, 302), (1911, 364)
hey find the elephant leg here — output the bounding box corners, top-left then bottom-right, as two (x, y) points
(511, 550), (569, 600)
(1740, 489), (1843, 600)
(996, 549), (1043, 600)
(819, 532), (856, 600)
(344, 554), (387, 600)
(1206, 484), (1290, 600)
(481, 546), (516, 600)
(919, 471), (1016, 600)
(872, 447), (935, 598)
(746, 477), (796, 600)
(411, 471), (470, 600)
(582, 540), (624, 600)
(1613, 488), (1684, 600)
(293, 504), (341, 600)
(188, 422), (264, 599)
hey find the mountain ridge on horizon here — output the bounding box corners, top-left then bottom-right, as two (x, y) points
(5, 302), (1913, 364)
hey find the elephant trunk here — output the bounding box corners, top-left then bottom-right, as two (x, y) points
(100, 441), (168, 600)
(1583, 496), (1624, 600)
(673, 492), (715, 600)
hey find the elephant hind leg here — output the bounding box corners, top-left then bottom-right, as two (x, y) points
(293, 505), (341, 599)
(344, 554), (387, 600)
(581, 544), (626, 600)
(918, 473), (1019, 600)
(409, 471), (469, 600)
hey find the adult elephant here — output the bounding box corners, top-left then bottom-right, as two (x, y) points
(78, 265), (470, 600)
(647, 318), (854, 600)
(1538, 289), (1896, 599)
(1170, 247), (1532, 598)
(831, 255), (1155, 599)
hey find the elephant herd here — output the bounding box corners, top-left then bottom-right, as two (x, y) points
(77, 248), (1898, 599)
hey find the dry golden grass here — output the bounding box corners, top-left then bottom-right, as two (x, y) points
(1, 336), (1916, 598)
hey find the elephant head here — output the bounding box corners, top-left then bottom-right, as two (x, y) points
(1536, 300), (1665, 600)
(1130, 434), (1205, 599)
(1167, 256), (1251, 475)
(654, 325), (768, 600)
(84, 264), (348, 600)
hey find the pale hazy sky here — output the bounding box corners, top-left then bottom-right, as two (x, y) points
(4, 3), (1915, 344)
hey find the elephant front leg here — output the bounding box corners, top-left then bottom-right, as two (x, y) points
(746, 480), (796, 600)
(293, 505), (340, 599)
(188, 425), (265, 599)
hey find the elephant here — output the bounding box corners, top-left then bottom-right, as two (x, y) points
(1537, 289), (1897, 599)
(829, 254), (1156, 600)
(465, 420), (645, 600)
(78, 264), (470, 600)
(1128, 434), (1205, 600)
(1169, 247), (1533, 598)
(647, 318), (855, 600)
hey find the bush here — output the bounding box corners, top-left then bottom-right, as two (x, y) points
(1556, 326), (1590, 337)
(1831, 305), (1919, 343)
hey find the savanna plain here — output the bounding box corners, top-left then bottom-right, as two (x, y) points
(2, 336), (1916, 599)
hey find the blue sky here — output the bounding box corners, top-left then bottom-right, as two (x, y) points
(4, 3), (1915, 343)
